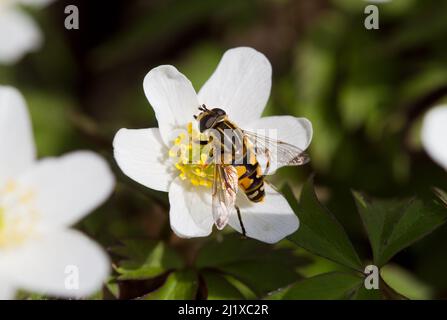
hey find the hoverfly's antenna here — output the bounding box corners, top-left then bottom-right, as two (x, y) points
(198, 104), (209, 112)
(195, 104), (209, 119)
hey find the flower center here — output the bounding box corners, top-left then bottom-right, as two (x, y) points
(0, 180), (39, 249)
(169, 123), (214, 188)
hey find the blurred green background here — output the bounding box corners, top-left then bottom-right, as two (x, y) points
(3, 0), (447, 299)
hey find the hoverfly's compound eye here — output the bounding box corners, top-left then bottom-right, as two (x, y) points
(212, 108), (226, 116)
(205, 117), (216, 128)
(199, 115), (217, 132)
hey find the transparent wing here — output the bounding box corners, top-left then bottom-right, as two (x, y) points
(242, 130), (310, 175)
(212, 165), (238, 230)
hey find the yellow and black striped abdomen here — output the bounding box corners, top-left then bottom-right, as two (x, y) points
(235, 149), (265, 203)
(211, 119), (265, 203)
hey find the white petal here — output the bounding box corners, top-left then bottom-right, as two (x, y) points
(3, 229), (110, 298)
(143, 65), (200, 144)
(422, 106), (447, 170)
(113, 128), (173, 192)
(229, 184), (299, 244)
(168, 178), (214, 238)
(0, 86), (36, 181)
(198, 47), (272, 124)
(18, 151), (115, 228)
(0, 277), (16, 300)
(245, 116), (313, 174)
(0, 8), (42, 65)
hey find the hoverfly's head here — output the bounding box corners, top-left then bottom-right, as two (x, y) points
(194, 105), (227, 132)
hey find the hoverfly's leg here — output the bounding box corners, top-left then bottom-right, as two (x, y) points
(235, 205), (247, 238)
(204, 149), (215, 166)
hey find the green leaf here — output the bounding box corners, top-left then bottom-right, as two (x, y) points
(104, 277), (120, 299)
(353, 193), (406, 265)
(381, 264), (433, 300)
(201, 271), (245, 300)
(143, 270), (198, 300)
(354, 191), (447, 266)
(264, 288), (288, 300)
(296, 249), (352, 278)
(352, 285), (384, 300)
(222, 276), (258, 300)
(270, 272), (363, 300)
(197, 234), (305, 296)
(286, 180), (363, 271)
(113, 240), (182, 280)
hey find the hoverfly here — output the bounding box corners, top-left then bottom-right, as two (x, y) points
(193, 105), (309, 236)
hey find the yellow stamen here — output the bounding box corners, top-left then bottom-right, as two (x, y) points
(0, 180), (39, 249)
(168, 122), (214, 188)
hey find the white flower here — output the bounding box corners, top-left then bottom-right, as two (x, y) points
(421, 105), (447, 170)
(0, 86), (114, 299)
(0, 0), (54, 65)
(113, 47), (313, 244)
